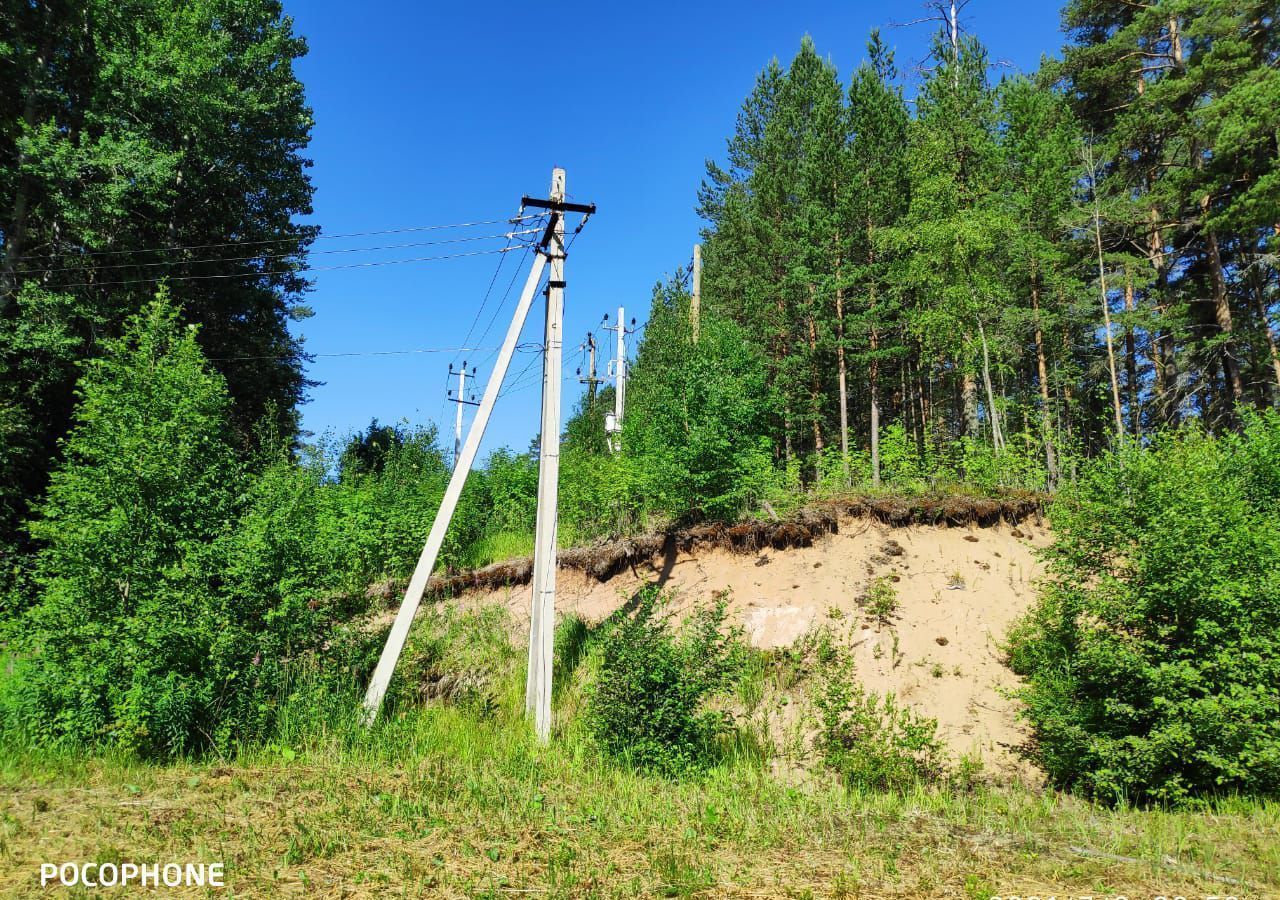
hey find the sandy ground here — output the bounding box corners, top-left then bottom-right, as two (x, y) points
(448, 517), (1053, 782)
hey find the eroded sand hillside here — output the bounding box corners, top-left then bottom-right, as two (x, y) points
(446, 517), (1053, 780)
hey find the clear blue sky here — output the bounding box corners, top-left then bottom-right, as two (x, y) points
(287, 0), (1065, 459)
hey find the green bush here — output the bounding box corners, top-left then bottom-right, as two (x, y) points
(13, 296), (329, 757)
(814, 650), (947, 791)
(1008, 413), (1280, 804)
(585, 586), (746, 775)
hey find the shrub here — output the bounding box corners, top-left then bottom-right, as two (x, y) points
(1007, 413), (1280, 804)
(813, 650), (947, 791)
(15, 296), (303, 756)
(585, 586), (746, 775)
(392, 605), (519, 716)
(864, 575), (899, 625)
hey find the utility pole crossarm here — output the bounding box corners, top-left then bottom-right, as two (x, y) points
(520, 196), (597, 215)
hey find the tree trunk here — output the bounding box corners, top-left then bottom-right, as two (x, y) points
(1030, 278), (1059, 488)
(870, 323), (881, 488)
(806, 292), (823, 475)
(1252, 262), (1280, 403)
(1091, 190), (1126, 441)
(1204, 225), (1245, 407)
(834, 285), (850, 484)
(978, 321), (1003, 452)
(961, 368), (979, 440)
(1123, 267), (1140, 436)
(913, 346), (928, 459)
(1060, 329), (1078, 479)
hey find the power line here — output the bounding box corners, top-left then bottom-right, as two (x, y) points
(46, 245), (525, 290)
(14, 214), (542, 263)
(210, 345), (503, 363)
(446, 211), (547, 372)
(473, 264), (548, 374)
(498, 353), (543, 398)
(24, 229), (540, 276)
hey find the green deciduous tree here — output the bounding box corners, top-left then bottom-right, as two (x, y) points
(0, 0), (315, 563)
(1009, 411), (1280, 804)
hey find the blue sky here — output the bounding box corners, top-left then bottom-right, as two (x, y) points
(287, 0), (1065, 459)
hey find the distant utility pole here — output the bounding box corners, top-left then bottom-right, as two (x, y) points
(361, 168), (594, 730)
(603, 307), (633, 453)
(578, 332), (600, 402)
(447, 361), (478, 471)
(691, 243), (702, 342)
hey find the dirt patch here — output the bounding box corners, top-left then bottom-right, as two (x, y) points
(443, 514), (1051, 783)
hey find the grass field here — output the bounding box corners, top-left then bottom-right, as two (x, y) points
(2, 709), (1277, 898)
(2, 598), (1277, 899)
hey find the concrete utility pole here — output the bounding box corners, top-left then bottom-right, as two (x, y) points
(361, 169), (594, 727)
(578, 332), (599, 402)
(447, 361), (478, 471)
(604, 307), (629, 453)
(525, 169), (567, 742)
(691, 243), (702, 342)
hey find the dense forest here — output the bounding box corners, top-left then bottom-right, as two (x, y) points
(610, 3), (1280, 505)
(0, 0), (313, 573)
(0, 0), (1278, 824)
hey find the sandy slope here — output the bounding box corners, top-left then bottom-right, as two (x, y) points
(451, 516), (1053, 781)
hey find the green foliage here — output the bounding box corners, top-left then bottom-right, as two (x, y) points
(864, 575), (899, 625)
(1008, 412), (1280, 804)
(621, 279), (781, 523)
(0, 0), (317, 556)
(391, 605), (520, 716)
(585, 586), (747, 776)
(13, 295), (311, 757)
(814, 649), (948, 791)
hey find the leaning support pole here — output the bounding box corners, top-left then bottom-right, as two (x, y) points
(525, 168), (566, 742)
(361, 246), (550, 724)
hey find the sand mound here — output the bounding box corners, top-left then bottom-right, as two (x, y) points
(443, 514), (1051, 782)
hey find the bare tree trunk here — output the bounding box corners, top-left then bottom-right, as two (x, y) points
(870, 321), (881, 488)
(978, 320), (1003, 452)
(913, 346), (928, 458)
(783, 404), (793, 464)
(899, 356), (911, 454)
(835, 285), (850, 484)
(1204, 224), (1245, 407)
(806, 293), (823, 476)
(1030, 278), (1059, 488)
(961, 367), (979, 440)
(1123, 267), (1140, 436)
(1088, 164), (1126, 442)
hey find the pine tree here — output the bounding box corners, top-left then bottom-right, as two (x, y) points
(847, 31), (910, 486)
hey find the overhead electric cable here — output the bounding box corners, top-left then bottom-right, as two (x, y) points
(25, 229), (540, 276)
(14, 214), (542, 262)
(210, 345), (503, 362)
(47, 246), (519, 290)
